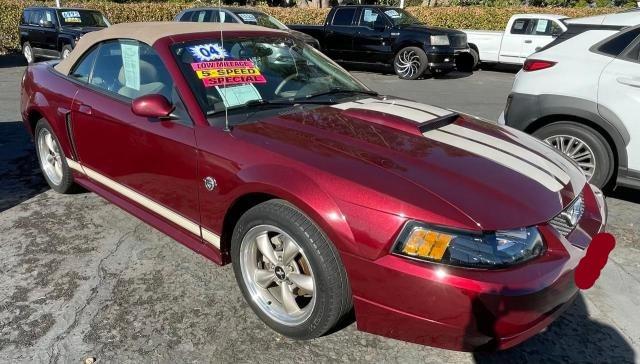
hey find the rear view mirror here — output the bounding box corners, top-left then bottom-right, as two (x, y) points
(131, 94), (174, 119)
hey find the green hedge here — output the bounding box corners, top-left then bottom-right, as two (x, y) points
(0, 0), (621, 53)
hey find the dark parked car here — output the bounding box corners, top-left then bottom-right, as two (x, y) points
(19, 7), (110, 63)
(175, 7), (320, 49)
(289, 5), (472, 79)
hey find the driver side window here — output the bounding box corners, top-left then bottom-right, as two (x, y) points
(88, 39), (174, 101)
(359, 8), (385, 30)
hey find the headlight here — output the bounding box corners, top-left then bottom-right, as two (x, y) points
(392, 221), (545, 269)
(430, 35), (450, 46)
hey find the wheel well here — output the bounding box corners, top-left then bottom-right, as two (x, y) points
(27, 109), (43, 136)
(525, 114), (619, 176)
(468, 43), (479, 53)
(219, 192), (277, 259)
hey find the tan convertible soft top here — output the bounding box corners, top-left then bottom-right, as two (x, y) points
(55, 22), (285, 75)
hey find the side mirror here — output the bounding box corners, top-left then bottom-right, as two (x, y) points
(131, 94), (174, 119)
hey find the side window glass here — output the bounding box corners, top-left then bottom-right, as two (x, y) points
(179, 11), (192, 22)
(530, 19), (550, 35)
(89, 39), (174, 101)
(360, 8), (384, 29)
(218, 11), (236, 23)
(22, 10), (31, 25)
(69, 45), (99, 82)
(31, 10), (43, 26)
(332, 8), (355, 26)
(599, 28), (640, 57)
(510, 19), (530, 35)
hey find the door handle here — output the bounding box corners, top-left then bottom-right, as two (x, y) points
(73, 102), (93, 115)
(617, 77), (640, 88)
(524, 40), (532, 44)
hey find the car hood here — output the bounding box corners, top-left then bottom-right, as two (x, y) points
(233, 97), (586, 230)
(60, 26), (106, 36)
(402, 24), (466, 36)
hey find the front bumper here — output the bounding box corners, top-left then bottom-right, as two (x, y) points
(346, 184), (606, 351)
(425, 48), (456, 70)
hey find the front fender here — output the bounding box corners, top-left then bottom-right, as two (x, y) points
(230, 164), (359, 256)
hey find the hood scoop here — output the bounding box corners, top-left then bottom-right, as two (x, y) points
(332, 97), (458, 136)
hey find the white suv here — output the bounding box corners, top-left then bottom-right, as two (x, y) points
(500, 25), (640, 189)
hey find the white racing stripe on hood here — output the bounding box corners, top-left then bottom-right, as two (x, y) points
(423, 130), (565, 192)
(331, 98), (450, 123)
(441, 124), (571, 184)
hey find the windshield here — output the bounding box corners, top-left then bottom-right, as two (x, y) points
(235, 12), (288, 30)
(57, 9), (110, 27)
(173, 36), (370, 118)
(383, 8), (421, 26)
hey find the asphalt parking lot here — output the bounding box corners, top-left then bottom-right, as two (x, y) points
(1, 54), (639, 363)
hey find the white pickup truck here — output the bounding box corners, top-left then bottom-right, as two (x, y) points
(462, 14), (568, 66)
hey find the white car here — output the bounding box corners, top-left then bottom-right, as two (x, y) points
(462, 14), (568, 66)
(499, 26), (640, 189)
(566, 8), (640, 27)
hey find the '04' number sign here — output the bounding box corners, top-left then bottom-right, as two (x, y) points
(188, 43), (229, 62)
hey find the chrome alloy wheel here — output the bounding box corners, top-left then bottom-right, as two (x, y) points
(23, 44), (33, 63)
(239, 225), (316, 326)
(544, 134), (596, 180)
(395, 49), (421, 79)
(37, 129), (64, 185)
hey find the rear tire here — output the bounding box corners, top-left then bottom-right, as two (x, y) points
(231, 199), (352, 340)
(533, 121), (614, 188)
(394, 46), (428, 80)
(469, 48), (479, 70)
(34, 120), (77, 194)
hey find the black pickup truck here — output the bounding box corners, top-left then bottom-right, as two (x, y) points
(19, 7), (110, 64)
(289, 5), (471, 79)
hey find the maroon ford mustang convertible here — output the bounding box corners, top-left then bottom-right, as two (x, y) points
(21, 22), (607, 351)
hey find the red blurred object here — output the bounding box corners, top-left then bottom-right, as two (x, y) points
(523, 59), (557, 72)
(575, 233), (616, 290)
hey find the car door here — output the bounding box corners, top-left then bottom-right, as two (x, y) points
(28, 9), (47, 50)
(597, 28), (640, 172)
(68, 39), (202, 235)
(499, 17), (532, 64)
(353, 7), (392, 63)
(324, 7), (357, 61)
(40, 9), (59, 54)
(520, 18), (563, 59)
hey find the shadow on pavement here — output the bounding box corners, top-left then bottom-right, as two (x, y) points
(0, 121), (49, 212)
(0, 53), (26, 69)
(472, 294), (635, 363)
(608, 186), (640, 205)
(478, 63), (521, 74)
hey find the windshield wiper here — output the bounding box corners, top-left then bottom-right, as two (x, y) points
(305, 88), (378, 100)
(206, 99), (335, 116)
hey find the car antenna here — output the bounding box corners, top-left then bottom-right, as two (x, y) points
(218, 0), (230, 132)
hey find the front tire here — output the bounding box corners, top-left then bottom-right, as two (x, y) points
(394, 46), (428, 80)
(231, 199), (352, 340)
(35, 120), (77, 193)
(533, 121), (614, 188)
(61, 45), (73, 59)
(23, 42), (35, 64)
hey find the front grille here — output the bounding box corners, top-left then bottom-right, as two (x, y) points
(448, 34), (468, 49)
(549, 193), (585, 237)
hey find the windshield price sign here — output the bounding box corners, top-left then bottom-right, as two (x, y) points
(191, 60), (267, 87)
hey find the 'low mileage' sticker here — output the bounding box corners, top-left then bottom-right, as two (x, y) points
(191, 60), (266, 87)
